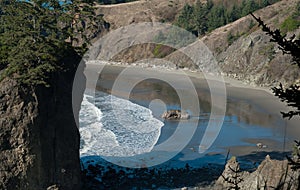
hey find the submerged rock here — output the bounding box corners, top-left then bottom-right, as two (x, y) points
(161, 110), (190, 120)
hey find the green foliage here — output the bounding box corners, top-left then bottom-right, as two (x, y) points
(174, 0), (280, 36)
(175, 4), (195, 33)
(152, 27), (195, 59)
(280, 15), (300, 34)
(251, 13), (300, 119)
(153, 29), (195, 48)
(279, 1), (299, 34)
(241, 0), (259, 17)
(0, 0), (99, 86)
(226, 4), (240, 23)
(207, 5), (226, 31)
(248, 20), (256, 29)
(259, 44), (276, 60)
(227, 32), (241, 45)
(152, 44), (175, 58)
(153, 44), (163, 57)
(193, 0), (208, 35)
(252, 11), (300, 189)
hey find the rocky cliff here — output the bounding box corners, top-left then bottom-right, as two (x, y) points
(0, 54), (84, 189)
(95, 0), (197, 29)
(215, 155), (299, 189)
(203, 0), (300, 87)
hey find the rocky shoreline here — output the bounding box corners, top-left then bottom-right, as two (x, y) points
(80, 154), (300, 190)
(81, 158), (223, 190)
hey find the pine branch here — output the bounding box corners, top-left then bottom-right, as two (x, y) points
(251, 13), (300, 119)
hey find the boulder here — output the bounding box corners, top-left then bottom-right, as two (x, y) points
(161, 110), (190, 120)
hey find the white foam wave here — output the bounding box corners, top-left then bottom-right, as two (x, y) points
(79, 92), (164, 157)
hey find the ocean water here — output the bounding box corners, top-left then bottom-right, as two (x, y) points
(79, 92), (164, 157)
(79, 90), (287, 169)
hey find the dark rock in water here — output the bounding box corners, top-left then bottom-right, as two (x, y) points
(0, 54), (85, 189)
(161, 110), (190, 120)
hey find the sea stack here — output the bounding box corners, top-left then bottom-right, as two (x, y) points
(161, 110), (190, 120)
(0, 55), (83, 190)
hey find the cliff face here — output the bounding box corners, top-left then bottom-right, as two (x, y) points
(216, 156), (300, 189)
(201, 0), (300, 87)
(95, 0), (197, 29)
(0, 56), (84, 189)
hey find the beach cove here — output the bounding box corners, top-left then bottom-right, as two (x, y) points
(79, 64), (300, 189)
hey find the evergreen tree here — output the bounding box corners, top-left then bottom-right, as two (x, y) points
(261, 0), (270, 7)
(251, 13), (300, 119)
(226, 4), (240, 23)
(241, 0), (259, 16)
(207, 5), (226, 31)
(252, 13), (300, 185)
(174, 0), (280, 36)
(193, 0), (208, 36)
(0, 0), (98, 86)
(206, 0), (214, 10)
(175, 3), (195, 32)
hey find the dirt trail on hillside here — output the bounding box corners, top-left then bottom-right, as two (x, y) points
(95, 0), (143, 8)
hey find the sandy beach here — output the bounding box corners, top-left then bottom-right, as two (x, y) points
(81, 64), (300, 189)
(82, 64), (300, 159)
(94, 64), (299, 137)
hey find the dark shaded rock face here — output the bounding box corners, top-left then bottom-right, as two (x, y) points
(0, 62), (84, 189)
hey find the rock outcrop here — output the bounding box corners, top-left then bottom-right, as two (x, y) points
(162, 110), (190, 120)
(216, 155), (300, 190)
(0, 55), (85, 189)
(95, 0), (197, 30)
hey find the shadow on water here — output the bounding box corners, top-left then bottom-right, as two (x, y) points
(237, 150), (291, 165)
(80, 150), (291, 189)
(80, 153), (224, 190)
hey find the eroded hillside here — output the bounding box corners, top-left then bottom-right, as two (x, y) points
(93, 0), (300, 87)
(95, 0), (198, 29)
(202, 0), (300, 87)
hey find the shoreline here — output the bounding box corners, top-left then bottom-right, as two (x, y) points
(81, 63), (300, 189)
(94, 61), (273, 94)
(85, 62), (300, 154)
(90, 62), (299, 139)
